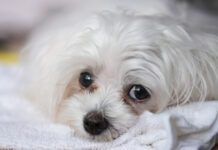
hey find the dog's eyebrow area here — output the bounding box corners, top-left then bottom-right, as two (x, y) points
(121, 48), (162, 80)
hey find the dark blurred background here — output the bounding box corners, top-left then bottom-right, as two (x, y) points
(184, 0), (218, 14)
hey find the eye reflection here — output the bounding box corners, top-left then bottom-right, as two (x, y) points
(79, 72), (93, 88)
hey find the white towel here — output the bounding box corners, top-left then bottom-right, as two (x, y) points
(0, 66), (217, 150)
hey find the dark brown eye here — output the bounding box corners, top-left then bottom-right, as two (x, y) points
(128, 84), (151, 102)
(79, 72), (93, 88)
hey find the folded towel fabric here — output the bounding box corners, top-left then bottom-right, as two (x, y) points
(0, 66), (217, 150)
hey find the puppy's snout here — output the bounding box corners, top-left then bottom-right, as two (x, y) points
(83, 111), (109, 135)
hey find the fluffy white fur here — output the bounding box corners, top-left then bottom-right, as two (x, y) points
(22, 0), (218, 141)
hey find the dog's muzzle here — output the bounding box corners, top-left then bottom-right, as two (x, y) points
(83, 111), (109, 135)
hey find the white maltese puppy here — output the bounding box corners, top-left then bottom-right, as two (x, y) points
(22, 0), (218, 141)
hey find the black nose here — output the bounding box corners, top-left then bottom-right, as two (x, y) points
(83, 111), (109, 135)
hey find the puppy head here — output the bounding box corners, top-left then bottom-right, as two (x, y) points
(25, 11), (214, 141)
(53, 13), (172, 141)
(56, 50), (162, 140)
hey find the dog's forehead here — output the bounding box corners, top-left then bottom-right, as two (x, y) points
(96, 49), (150, 80)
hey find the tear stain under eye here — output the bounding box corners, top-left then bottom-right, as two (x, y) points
(122, 94), (141, 115)
(63, 78), (98, 100)
(89, 85), (98, 93)
(62, 80), (81, 100)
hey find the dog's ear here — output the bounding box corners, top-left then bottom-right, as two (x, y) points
(156, 26), (218, 105)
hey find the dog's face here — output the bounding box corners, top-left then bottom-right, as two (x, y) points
(57, 49), (162, 140)
(53, 13), (174, 141)
(56, 49), (163, 140)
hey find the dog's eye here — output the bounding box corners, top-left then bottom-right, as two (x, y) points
(128, 85), (151, 102)
(79, 72), (93, 88)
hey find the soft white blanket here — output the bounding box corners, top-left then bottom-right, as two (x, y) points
(0, 66), (217, 150)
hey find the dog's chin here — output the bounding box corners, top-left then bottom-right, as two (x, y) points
(73, 126), (125, 141)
